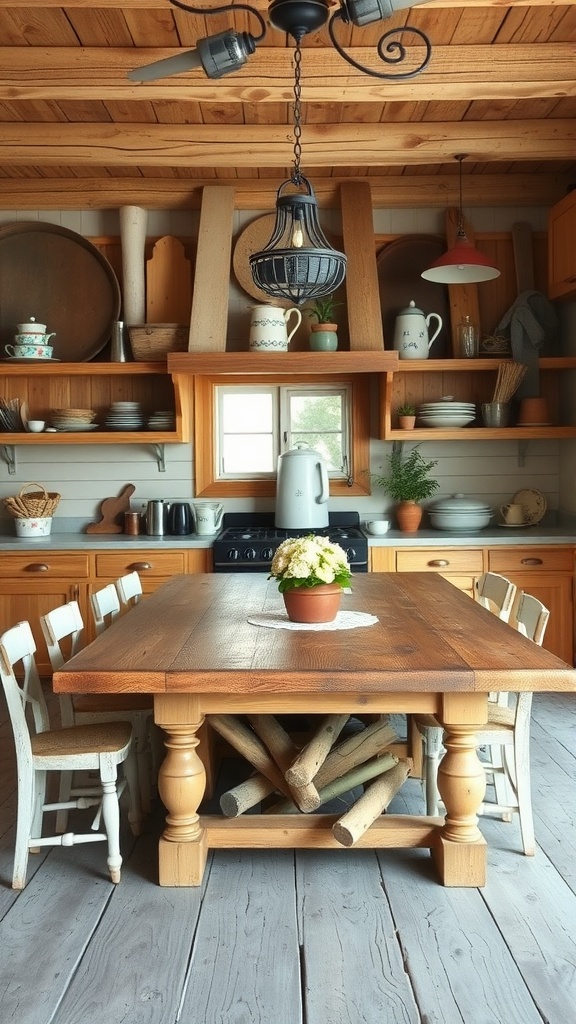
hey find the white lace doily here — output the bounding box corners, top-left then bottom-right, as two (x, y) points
(247, 610), (379, 631)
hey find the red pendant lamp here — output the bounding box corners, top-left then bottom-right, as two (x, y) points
(421, 156), (500, 284)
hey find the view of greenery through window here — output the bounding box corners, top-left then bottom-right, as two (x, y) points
(217, 385), (349, 478)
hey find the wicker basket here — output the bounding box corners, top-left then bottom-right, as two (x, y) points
(3, 482), (61, 519)
(127, 324), (189, 362)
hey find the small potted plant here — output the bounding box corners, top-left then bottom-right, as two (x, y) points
(370, 445), (439, 532)
(397, 403), (416, 430)
(269, 534), (352, 622)
(306, 295), (341, 352)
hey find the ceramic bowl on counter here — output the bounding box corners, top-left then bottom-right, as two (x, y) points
(428, 494), (493, 532)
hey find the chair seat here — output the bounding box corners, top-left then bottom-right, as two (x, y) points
(73, 694), (154, 713)
(31, 721), (133, 758)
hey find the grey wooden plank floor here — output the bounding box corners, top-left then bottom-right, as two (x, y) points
(0, 695), (575, 1024)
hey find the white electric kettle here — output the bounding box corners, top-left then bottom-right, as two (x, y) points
(393, 300), (443, 359)
(275, 444), (329, 529)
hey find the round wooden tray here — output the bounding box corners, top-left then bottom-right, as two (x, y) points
(0, 221), (121, 362)
(232, 214), (291, 307)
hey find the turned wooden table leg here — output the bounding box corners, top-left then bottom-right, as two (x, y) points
(431, 693), (487, 888)
(154, 695), (207, 887)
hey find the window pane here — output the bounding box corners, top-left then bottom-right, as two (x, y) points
(288, 392), (345, 472)
(222, 434), (275, 473)
(221, 392), (273, 432)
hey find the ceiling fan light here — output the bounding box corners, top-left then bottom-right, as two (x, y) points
(340, 0), (435, 27)
(421, 231), (501, 284)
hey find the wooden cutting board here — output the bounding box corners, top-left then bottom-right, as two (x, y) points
(146, 236), (192, 324)
(85, 483), (136, 534)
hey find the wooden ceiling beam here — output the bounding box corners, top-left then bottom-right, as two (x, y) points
(0, 1), (569, 7)
(0, 173), (569, 210)
(0, 45), (573, 102)
(0, 120), (573, 167)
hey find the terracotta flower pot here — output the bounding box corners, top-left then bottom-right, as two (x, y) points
(398, 415), (416, 429)
(395, 500), (423, 533)
(283, 583), (342, 623)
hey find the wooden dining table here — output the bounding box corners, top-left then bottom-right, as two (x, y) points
(53, 573), (576, 888)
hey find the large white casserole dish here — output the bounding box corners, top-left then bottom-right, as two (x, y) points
(428, 494), (493, 532)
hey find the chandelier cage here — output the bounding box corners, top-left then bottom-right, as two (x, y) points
(126, 1), (434, 304)
(421, 155), (501, 284)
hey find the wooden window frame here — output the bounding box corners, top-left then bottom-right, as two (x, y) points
(193, 373), (371, 498)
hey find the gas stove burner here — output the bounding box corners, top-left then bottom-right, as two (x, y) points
(213, 511), (368, 574)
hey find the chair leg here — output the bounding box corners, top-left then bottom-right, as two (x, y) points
(133, 714), (152, 814)
(30, 768), (47, 849)
(509, 737), (535, 856)
(56, 768), (74, 833)
(99, 760), (123, 883)
(122, 744), (142, 836)
(13, 771), (36, 889)
(489, 743), (514, 818)
(423, 727), (444, 817)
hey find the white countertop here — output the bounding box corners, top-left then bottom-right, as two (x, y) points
(0, 524), (575, 551)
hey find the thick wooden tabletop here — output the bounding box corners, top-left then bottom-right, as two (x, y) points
(53, 574), (576, 696)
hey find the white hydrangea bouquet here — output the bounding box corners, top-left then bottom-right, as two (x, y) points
(269, 534), (353, 594)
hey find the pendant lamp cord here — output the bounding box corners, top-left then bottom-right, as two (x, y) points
(291, 40), (303, 186)
(457, 153), (466, 234)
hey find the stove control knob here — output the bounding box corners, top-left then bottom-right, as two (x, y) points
(244, 547), (257, 560)
(345, 546), (356, 562)
(227, 548), (240, 560)
(261, 547), (273, 561)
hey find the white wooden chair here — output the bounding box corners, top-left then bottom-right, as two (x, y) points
(40, 600), (155, 816)
(414, 592), (549, 855)
(115, 570), (143, 609)
(475, 571), (517, 624)
(0, 620), (141, 889)
(90, 583), (121, 636)
(410, 571), (517, 781)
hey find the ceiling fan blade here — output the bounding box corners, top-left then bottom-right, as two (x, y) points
(127, 50), (202, 83)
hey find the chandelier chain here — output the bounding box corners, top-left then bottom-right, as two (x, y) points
(291, 41), (303, 186)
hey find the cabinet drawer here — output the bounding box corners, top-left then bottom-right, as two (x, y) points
(488, 547), (573, 573)
(95, 552), (186, 577)
(0, 553), (89, 578)
(395, 549), (484, 573)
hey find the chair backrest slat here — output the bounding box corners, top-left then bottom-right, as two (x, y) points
(0, 622), (50, 769)
(115, 571), (143, 609)
(91, 584), (121, 635)
(475, 572), (517, 623)
(40, 601), (85, 728)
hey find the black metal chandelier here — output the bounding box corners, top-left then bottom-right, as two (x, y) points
(129, 1), (434, 304)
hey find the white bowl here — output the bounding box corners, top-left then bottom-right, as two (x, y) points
(365, 520), (390, 536)
(27, 420), (45, 432)
(15, 517), (52, 537)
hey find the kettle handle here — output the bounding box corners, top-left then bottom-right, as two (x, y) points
(425, 313), (443, 348)
(317, 459), (329, 506)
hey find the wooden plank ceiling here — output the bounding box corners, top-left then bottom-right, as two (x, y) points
(0, 0), (574, 209)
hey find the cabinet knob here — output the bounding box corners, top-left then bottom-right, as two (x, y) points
(129, 561), (152, 571)
(428, 559), (449, 567)
(520, 557), (543, 566)
(25, 562), (49, 573)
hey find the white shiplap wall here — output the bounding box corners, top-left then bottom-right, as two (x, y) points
(0, 204), (570, 526)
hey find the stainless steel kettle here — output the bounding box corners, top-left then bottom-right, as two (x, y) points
(275, 444), (329, 529)
(145, 499), (169, 536)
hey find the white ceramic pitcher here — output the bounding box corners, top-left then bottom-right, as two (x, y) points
(249, 304), (302, 352)
(192, 502), (224, 535)
(393, 300), (443, 360)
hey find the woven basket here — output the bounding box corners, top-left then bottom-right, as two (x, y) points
(127, 324), (189, 362)
(3, 482), (61, 519)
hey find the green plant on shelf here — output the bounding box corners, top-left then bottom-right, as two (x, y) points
(370, 444), (439, 503)
(306, 295), (342, 325)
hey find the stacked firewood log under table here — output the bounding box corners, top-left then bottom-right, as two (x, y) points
(208, 713), (412, 848)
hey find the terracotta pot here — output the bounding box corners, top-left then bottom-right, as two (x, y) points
(283, 583), (342, 623)
(398, 415), (416, 429)
(395, 500), (423, 533)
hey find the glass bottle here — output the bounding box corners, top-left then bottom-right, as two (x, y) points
(457, 315), (479, 358)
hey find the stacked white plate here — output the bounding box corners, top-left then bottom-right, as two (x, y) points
(147, 410), (175, 431)
(419, 400), (476, 428)
(105, 401), (144, 431)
